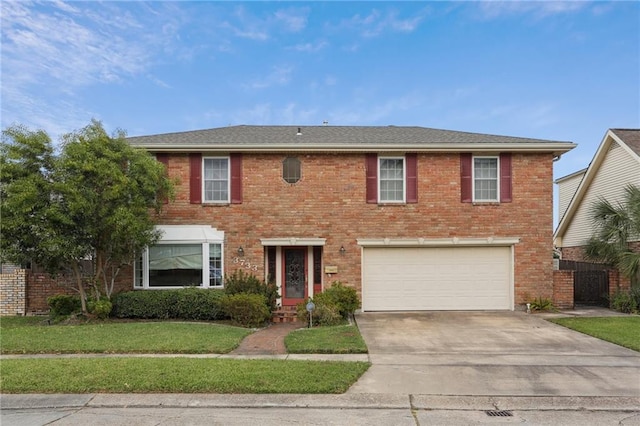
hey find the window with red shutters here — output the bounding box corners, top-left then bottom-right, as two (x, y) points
(366, 153), (417, 204)
(190, 154), (242, 204)
(461, 153), (512, 203)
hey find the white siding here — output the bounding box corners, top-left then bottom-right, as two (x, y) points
(563, 142), (640, 247)
(557, 172), (584, 222)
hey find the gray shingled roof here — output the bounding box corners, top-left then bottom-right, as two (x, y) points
(127, 125), (575, 155)
(611, 129), (640, 156)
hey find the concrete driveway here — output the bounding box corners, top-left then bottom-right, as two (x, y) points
(349, 311), (640, 396)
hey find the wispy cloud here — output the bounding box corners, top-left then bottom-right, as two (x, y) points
(476, 1), (588, 19)
(337, 8), (428, 38)
(243, 66), (293, 90)
(1, 1), (186, 135)
(222, 6), (309, 40)
(288, 40), (328, 52)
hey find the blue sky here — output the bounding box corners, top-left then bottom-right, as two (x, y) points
(2, 1), (638, 190)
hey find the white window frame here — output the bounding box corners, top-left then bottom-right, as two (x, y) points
(134, 225), (225, 289)
(472, 155), (500, 202)
(378, 156), (406, 203)
(203, 156), (230, 203)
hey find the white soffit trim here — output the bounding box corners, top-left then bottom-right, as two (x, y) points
(357, 237), (520, 247)
(260, 237), (327, 246)
(146, 142), (576, 156)
(156, 225), (224, 243)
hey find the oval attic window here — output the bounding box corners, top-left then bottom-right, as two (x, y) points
(282, 157), (301, 184)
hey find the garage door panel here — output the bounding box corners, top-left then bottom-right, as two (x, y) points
(362, 247), (511, 311)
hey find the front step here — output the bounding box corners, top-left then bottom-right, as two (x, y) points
(272, 306), (298, 323)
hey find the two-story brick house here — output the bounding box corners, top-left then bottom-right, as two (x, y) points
(126, 125), (575, 311)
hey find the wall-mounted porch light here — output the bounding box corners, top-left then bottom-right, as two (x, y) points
(237, 246), (245, 257)
(339, 245), (346, 255)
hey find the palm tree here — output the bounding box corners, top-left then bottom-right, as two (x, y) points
(585, 184), (640, 282)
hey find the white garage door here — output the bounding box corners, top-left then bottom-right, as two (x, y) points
(362, 246), (512, 311)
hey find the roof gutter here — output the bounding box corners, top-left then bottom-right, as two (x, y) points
(131, 142), (577, 156)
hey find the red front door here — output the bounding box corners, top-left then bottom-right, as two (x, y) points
(282, 247), (307, 306)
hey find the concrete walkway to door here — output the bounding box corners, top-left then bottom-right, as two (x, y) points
(349, 311), (640, 397)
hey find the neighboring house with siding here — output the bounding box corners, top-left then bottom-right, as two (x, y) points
(121, 125), (574, 312)
(556, 168), (586, 223)
(554, 129), (640, 262)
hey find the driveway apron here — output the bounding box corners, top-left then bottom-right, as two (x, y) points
(349, 311), (640, 396)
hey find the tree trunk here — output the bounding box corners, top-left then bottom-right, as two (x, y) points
(72, 261), (88, 313)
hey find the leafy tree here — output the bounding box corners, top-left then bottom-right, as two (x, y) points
(585, 184), (640, 281)
(1, 120), (173, 312)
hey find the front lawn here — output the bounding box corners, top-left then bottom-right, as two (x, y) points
(0, 358), (370, 393)
(0, 319), (251, 354)
(285, 324), (368, 354)
(549, 316), (640, 351)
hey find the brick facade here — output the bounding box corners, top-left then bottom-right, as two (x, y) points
(552, 270), (574, 309)
(0, 269), (27, 316)
(151, 152), (554, 307)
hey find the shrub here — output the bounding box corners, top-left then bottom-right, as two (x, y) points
(88, 299), (113, 319)
(528, 296), (555, 312)
(224, 270), (278, 309)
(318, 282), (361, 318)
(111, 289), (226, 320)
(610, 288), (640, 314)
(47, 294), (81, 318)
(221, 293), (271, 328)
(297, 300), (343, 327)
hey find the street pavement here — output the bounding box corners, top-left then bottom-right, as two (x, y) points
(2, 309), (639, 425)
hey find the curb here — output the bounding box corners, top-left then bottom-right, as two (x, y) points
(2, 394), (639, 411)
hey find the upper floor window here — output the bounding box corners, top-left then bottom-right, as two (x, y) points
(460, 153), (512, 204)
(473, 157), (498, 202)
(283, 157), (301, 184)
(379, 157), (405, 202)
(203, 157), (229, 203)
(189, 154), (242, 205)
(366, 153), (417, 204)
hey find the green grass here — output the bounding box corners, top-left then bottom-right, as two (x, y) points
(285, 325), (368, 354)
(549, 316), (640, 351)
(0, 358), (370, 393)
(0, 319), (251, 354)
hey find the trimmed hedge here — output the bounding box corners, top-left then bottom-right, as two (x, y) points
(112, 288), (227, 320)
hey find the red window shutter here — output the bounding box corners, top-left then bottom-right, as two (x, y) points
(365, 154), (378, 203)
(230, 153), (243, 204)
(156, 153), (169, 166)
(406, 153), (418, 203)
(189, 153), (202, 204)
(155, 154), (169, 204)
(460, 153), (472, 203)
(500, 153), (512, 203)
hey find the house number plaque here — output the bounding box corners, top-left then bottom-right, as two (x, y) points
(232, 257), (259, 272)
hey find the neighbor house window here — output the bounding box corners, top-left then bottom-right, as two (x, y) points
(203, 157), (229, 203)
(379, 157), (405, 202)
(473, 157), (499, 202)
(134, 225), (224, 289)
